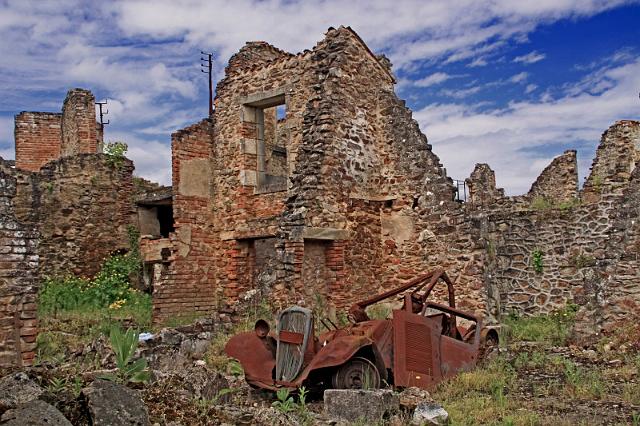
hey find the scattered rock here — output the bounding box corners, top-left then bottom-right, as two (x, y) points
(324, 389), (399, 422)
(82, 379), (150, 426)
(412, 402), (449, 425)
(0, 399), (71, 425)
(399, 386), (433, 410)
(0, 372), (44, 412)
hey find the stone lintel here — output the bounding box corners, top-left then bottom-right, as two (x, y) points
(349, 193), (396, 202)
(239, 86), (291, 108)
(302, 227), (349, 240)
(220, 230), (277, 241)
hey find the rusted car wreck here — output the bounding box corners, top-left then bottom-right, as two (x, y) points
(225, 269), (498, 391)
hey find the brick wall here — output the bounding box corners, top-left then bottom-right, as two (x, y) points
(0, 169), (38, 367)
(152, 120), (217, 322)
(14, 88), (103, 172)
(14, 112), (62, 172)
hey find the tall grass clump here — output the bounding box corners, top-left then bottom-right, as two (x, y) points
(503, 304), (578, 346)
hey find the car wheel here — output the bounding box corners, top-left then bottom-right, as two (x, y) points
(331, 357), (381, 389)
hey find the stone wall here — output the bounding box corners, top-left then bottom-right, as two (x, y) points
(460, 121), (640, 334)
(14, 112), (62, 172)
(0, 170), (38, 367)
(150, 27), (639, 338)
(1, 154), (136, 278)
(527, 150), (578, 202)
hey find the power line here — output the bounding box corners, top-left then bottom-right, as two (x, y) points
(95, 100), (110, 134)
(201, 51), (213, 117)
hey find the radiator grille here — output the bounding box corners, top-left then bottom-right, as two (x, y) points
(275, 308), (312, 382)
(405, 322), (433, 375)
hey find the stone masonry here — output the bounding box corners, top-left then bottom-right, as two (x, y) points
(147, 27), (639, 340)
(0, 171), (38, 367)
(0, 88), (137, 366)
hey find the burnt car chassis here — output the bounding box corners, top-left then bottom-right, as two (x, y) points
(225, 269), (498, 391)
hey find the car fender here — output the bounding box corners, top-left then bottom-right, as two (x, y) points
(224, 331), (275, 384)
(296, 335), (373, 382)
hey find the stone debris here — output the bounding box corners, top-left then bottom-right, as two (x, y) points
(82, 379), (150, 426)
(399, 386), (434, 410)
(0, 372), (44, 412)
(324, 388), (400, 422)
(0, 399), (72, 425)
(412, 402), (449, 425)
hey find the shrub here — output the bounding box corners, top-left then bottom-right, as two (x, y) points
(531, 249), (544, 274)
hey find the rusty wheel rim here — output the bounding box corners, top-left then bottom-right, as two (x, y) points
(332, 357), (381, 389)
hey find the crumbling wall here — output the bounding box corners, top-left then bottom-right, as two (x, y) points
(153, 120), (216, 322)
(61, 89), (99, 157)
(2, 154), (135, 278)
(0, 170), (38, 367)
(527, 150), (578, 203)
(14, 88), (102, 173)
(466, 121), (640, 331)
(14, 112), (62, 172)
(154, 27), (638, 335)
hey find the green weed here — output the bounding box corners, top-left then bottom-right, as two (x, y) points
(272, 388), (296, 414)
(531, 249), (544, 274)
(103, 325), (150, 384)
(503, 305), (577, 346)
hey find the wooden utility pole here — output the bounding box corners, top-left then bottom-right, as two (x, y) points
(201, 51), (213, 116)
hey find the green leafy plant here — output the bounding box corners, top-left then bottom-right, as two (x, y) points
(632, 412), (639, 426)
(71, 377), (83, 398)
(105, 325), (150, 384)
(228, 359), (244, 377)
(48, 377), (67, 394)
(39, 249), (146, 316)
(531, 249), (544, 274)
(104, 141), (128, 169)
(272, 388), (297, 414)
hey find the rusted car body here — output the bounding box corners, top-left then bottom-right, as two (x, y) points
(225, 269), (497, 391)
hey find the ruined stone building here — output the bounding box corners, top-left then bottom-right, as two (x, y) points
(0, 89), (137, 366)
(1, 28), (638, 367)
(142, 26), (639, 339)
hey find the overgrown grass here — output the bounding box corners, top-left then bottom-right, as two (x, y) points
(432, 358), (541, 425)
(36, 232), (151, 366)
(502, 304), (578, 346)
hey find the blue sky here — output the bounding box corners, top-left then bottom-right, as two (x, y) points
(1, 0), (639, 194)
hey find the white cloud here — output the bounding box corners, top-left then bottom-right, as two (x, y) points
(440, 86), (482, 99)
(0, 0), (638, 188)
(417, 57), (640, 195)
(413, 72), (453, 87)
(525, 83), (538, 93)
(509, 72), (529, 83)
(513, 51), (546, 64)
(108, 0), (635, 70)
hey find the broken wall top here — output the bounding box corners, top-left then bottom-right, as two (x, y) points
(14, 88), (103, 172)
